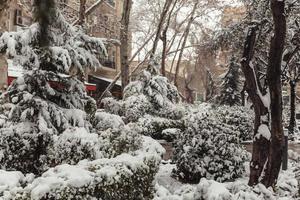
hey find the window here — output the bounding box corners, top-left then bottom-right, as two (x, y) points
(14, 9), (22, 25)
(99, 46), (116, 69)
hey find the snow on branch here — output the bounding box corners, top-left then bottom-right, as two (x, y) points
(0, 8), (107, 75)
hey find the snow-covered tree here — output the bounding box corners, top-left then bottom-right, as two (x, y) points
(215, 57), (241, 106)
(101, 61), (185, 140)
(0, 0), (107, 174)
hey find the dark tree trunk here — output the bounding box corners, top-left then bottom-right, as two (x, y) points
(78, 0), (86, 25)
(261, 0), (286, 187)
(185, 86), (194, 104)
(289, 80), (296, 136)
(241, 82), (246, 106)
(241, 25), (270, 186)
(120, 0), (132, 92)
(161, 31), (167, 76)
(241, 0), (286, 187)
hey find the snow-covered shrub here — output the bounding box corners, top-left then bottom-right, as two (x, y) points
(47, 125), (142, 167)
(102, 66), (183, 123)
(0, 122), (54, 174)
(100, 67), (184, 140)
(135, 115), (184, 141)
(123, 95), (152, 122)
(47, 127), (99, 167)
(213, 105), (254, 141)
(161, 128), (182, 142)
(173, 111), (249, 183)
(101, 97), (123, 116)
(8, 137), (164, 200)
(92, 111), (125, 131)
(96, 125), (142, 158)
(124, 70), (180, 106)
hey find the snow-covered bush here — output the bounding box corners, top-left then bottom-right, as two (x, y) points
(102, 67), (184, 123)
(47, 127), (99, 167)
(135, 115), (183, 141)
(92, 111), (125, 131)
(47, 125), (142, 168)
(96, 125), (142, 158)
(213, 105), (254, 141)
(0, 122), (53, 174)
(100, 66), (184, 140)
(124, 70), (180, 106)
(123, 95), (152, 122)
(101, 97), (123, 116)
(2, 137), (165, 200)
(173, 111), (249, 183)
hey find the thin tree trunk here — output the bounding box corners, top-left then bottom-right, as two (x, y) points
(282, 80), (296, 170)
(289, 80), (296, 137)
(169, 30), (186, 81)
(241, 82), (246, 106)
(120, 0), (132, 92)
(72, 0), (104, 25)
(78, 0), (86, 25)
(148, 0), (173, 73)
(174, 2), (198, 87)
(261, 0), (286, 187)
(161, 0), (178, 76)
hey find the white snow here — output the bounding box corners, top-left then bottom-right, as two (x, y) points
(256, 124), (271, 140)
(0, 170), (24, 193)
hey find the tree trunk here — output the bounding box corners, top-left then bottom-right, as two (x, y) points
(78, 0), (86, 25)
(72, 0), (104, 25)
(161, 33), (167, 76)
(289, 80), (296, 137)
(148, 0), (173, 65)
(261, 0), (286, 187)
(241, 25), (270, 186)
(185, 85), (194, 104)
(174, 2), (198, 87)
(241, 82), (246, 106)
(120, 0), (133, 92)
(161, 0), (178, 76)
(241, 0), (286, 187)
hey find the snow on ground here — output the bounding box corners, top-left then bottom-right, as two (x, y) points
(154, 159), (299, 200)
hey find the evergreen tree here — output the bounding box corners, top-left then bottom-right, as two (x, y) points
(0, 0), (106, 174)
(215, 57), (241, 106)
